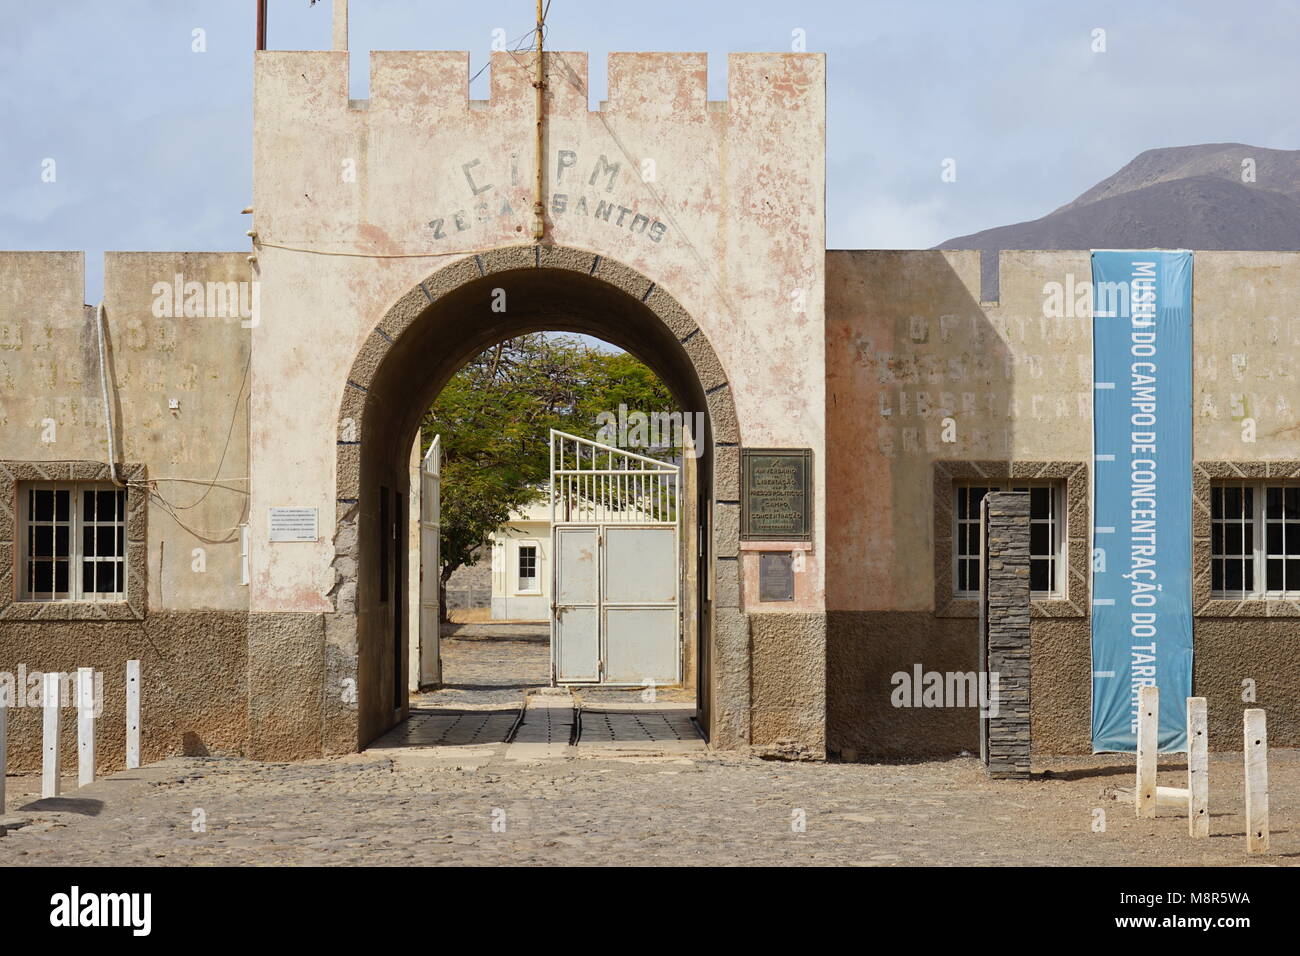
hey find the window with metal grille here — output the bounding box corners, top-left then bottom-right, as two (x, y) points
(20, 484), (127, 602)
(1211, 482), (1300, 597)
(954, 482), (1062, 598)
(517, 544), (538, 593)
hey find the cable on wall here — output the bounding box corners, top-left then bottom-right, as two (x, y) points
(94, 301), (123, 488)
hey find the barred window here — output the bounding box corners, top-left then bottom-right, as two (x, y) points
(20, 484), (127, 602)
(955, 483), (1063, 598)
(1212, 482), (1300, 597)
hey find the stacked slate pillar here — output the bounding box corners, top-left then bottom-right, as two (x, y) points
(980, 492), (1032, 778)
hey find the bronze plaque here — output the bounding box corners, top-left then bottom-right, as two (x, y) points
(741, 448), (812, 541)
(758, 552), (796, 602)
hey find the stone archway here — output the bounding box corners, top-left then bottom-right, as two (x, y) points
(328, 244), (748, 752)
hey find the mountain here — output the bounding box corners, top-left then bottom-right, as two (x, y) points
(937, 144), (1300, 297)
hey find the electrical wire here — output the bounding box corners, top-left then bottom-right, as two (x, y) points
(257, 14), (552, 262)
(469, 25), (540, 85)
(152, 350), (251, 512)
(94, 302), (122, 487)
(63, 304), (253, 543)
(254, 241), (503, 259)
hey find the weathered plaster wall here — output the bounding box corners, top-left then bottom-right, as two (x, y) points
(825, 249), (1300, 758)
(1193, 252), (1300, 458)
(249, 49), (825, 608)
(247, 611), (326, 760)
(0, 252), (252, 770)
(1188, 253), (1300, 754)
(825, 249), (1088, 613)
(0, 251), (252, 613)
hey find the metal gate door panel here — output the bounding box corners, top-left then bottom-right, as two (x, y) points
(555, 526), (599, 602)
(604, 607), (678, 684)
(417, 436), (441, 687)
(602, 526), (677, 604)
(554, 526), (600, 682)
(556, 606), (600, 683)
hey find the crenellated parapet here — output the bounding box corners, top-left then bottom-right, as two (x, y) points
(250, 47), (826, 293)
(254, 49), (821, 119)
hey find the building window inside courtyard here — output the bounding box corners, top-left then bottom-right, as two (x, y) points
(1212, 482), (1300, 597)
(954, 482), (1062, 599)
(19, 484), (127, 602)
(517, 544), (538, 593)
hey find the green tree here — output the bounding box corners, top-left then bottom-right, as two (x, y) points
(421, 333), (674, 618)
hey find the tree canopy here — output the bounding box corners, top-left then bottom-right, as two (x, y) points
(420, 334), (675, 593)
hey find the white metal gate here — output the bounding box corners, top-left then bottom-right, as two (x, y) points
(417, 435), (441, 687)
(550, 430), (680, 685)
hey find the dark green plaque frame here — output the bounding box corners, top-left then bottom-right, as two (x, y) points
(740, 448), (813, 541)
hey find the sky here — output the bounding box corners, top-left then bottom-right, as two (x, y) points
(2, 0), (1298, 302)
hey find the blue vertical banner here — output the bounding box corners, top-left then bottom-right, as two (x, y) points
(1090, 250), (1194, 753)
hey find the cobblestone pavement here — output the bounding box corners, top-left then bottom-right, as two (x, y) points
(414, 632), (695, 710)
(3, 639), (1297, 866)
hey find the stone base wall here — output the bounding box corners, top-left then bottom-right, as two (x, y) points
(827, 610), (1300, 759)
(0, 610), (250, 773)
(247, 611), (346, 761)
(749, 612), (827, 758)
(35, 604), (1294, 764)
(826, 611), (980, 759)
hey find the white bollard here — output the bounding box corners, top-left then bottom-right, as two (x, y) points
(77, 667), (95, 787)
(126, 659), (141, 769)
(1187, 697), (1208, 837)
(0, 698), (7, 813)
(1190, 697), (1206, 837)
(1136, 685), (1159, 818)
(42, 671), (61, 798)
(1245, 709), (1269, 853)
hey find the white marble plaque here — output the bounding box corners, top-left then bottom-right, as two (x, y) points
(269, 507), (318, 542)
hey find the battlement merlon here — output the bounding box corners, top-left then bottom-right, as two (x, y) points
(252, 50), (826, 120)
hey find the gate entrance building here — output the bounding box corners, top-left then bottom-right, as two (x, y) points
(4, 9), (1300, 770)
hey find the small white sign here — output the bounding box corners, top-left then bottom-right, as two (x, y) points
(269, 507), (318, 542)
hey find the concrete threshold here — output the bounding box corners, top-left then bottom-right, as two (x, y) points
(503, 690), (577, 763)
(574, 702), (706, 757)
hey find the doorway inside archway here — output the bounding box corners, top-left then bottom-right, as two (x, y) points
(417, 330), (696, 692)
(338, 252), (737, 757)
(383, 331), (703, 756)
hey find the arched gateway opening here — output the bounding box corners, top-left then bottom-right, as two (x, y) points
(333, 245), (743, 750)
